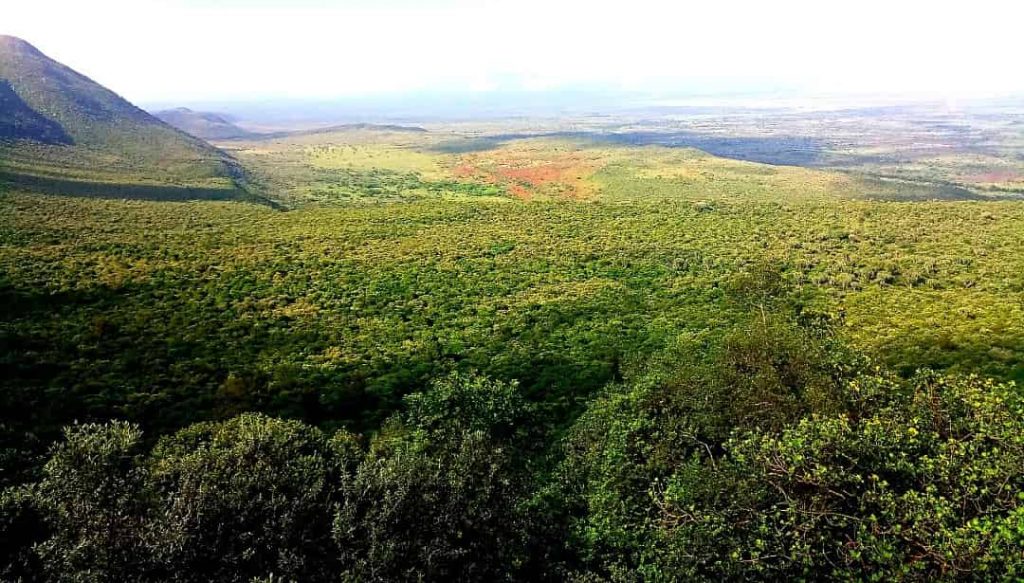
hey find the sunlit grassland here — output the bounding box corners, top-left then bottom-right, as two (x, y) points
(306, 144), (447, 179)
(228, 128), (448, 179)
(591, 146), (860, 202)
(224, 131), (508, 205)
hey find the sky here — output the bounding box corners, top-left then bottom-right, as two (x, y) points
(4, 0), (1023, 105)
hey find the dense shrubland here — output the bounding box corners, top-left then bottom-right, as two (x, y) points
(4, 304), (1023, 581)
(3, 132), (1024, 579)
(2, 192), (1021, 457)
(3, 234), (1024, 579)
(556, 296), (1024, 580)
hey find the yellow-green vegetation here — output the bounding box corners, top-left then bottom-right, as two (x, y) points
(229, 129), (1012, 207)
(307, 144), (445, 178)
(592, 145), (882, 202)
(3, 157), (1021, 436)
(226, 131), (504, 205)
(4, 126), (1024, 581)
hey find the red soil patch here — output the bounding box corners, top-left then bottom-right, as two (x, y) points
(454, 148), (599, 200)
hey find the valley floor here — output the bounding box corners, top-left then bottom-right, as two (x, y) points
(2, 129), (1022, 436)
(3, 119), (1024, 580)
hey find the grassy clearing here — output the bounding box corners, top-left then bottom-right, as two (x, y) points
(306, 143), (447, 179)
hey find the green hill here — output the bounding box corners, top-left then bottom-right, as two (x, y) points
(0, 35), (249, 199)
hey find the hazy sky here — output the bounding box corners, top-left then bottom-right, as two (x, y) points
(5, 0), (1023, 104)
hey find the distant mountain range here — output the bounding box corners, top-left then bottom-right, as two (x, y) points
(153, 107), (255, 140)
(0, 35), (250, 200)
(255, 122), (428, 139)
(152, 108), (428, 140)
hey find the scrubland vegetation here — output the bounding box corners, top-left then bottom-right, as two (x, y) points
(3, 122), (1024, 580)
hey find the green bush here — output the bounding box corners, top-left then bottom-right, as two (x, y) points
(688, 373), (1024, 580)
(32, 422), (154, 582)
(335, 373), (535, 582)
(563, 369), (1024, 580)
(148, 413), (356, 582)
(11, 368), (1024, 581)
(13, 415), (359, 582)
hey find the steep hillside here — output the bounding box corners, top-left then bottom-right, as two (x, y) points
(0, 35), (248, 198)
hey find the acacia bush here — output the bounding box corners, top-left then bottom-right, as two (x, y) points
(31, 422), (154, 582)
(7, 415), (357, 582)
(557, 302), (856, 573)
(6, 366), (1024, 581)
(649, 372), (1024, 580)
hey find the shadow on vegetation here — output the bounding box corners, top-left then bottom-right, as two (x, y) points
(427, 136), (514, 154)
(0, 277), (97, 320)
(0, 81), (73, 145)
(0, 170), (281, 207)
(429, 130), (831, 166)
(853, 175), (987, 201)
(595, 130), (832, 166)
(881, 325), (1024, 384)
(0, 276), (123, 472)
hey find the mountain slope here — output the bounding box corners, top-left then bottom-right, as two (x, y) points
(154, 107), (254, 140)
(0, 35), (249, 198)
(0, 79), (72, 144)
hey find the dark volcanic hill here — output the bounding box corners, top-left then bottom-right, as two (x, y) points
(154, 107), (254, 140)
(0, 35), (249, 198)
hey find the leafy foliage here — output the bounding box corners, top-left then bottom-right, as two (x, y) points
(10, 350), (1024, 581)
(3, 375), (542, 581)
(32, 422), (153, 582)
(335, 373), (534, 582)
(559, 347), (1024, 580)
(148, 414), (355, 582)
(651, 373), (1024, 580)
(11, 415), (355, 582)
